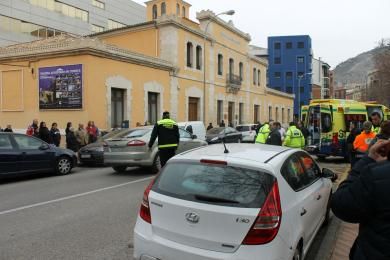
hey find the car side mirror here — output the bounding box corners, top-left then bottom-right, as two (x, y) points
(39, 143), (50, 150)
(322, 168), (338, 182)
(191, 134), (197, 139)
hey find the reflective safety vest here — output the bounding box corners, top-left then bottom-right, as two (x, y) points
(149, 118), (180, 149)
(372, 126), (381, 135)
(283, 126), (305, 149)
(255, 124), (270, 144)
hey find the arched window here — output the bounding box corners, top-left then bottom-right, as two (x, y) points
(239, 62), (244, 81)
(152, 5), (157, 19)
(176, 4), (180, 15)
(196, 45), (202, 70)
(229, 58), (234, 76)
(218, 54), (223, 75)
(186, 42), (193, 67)
(161, 2), (166, 15)
(182, 6), (186, 17)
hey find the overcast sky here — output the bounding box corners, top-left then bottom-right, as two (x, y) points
(131, 0), (389, 68)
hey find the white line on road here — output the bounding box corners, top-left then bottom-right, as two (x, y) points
(0, 176), (153, 216)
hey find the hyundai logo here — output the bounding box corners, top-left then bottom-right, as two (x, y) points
(185, 212), (200, 224)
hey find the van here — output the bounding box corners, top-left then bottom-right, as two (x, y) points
(177, 121), (206, 141)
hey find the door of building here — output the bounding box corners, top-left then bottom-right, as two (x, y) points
(188, 97), (199, 121)
(228, 102), (235, 126)
(148, 92), (158, 125)
(111, 88), (125, 128)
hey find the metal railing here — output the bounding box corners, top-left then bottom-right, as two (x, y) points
(226, 73), (241, 93)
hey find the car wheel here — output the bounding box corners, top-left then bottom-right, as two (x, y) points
(323, 194), (332, 226)
(113, 166), (127, 173)
(292, 244), (302, 260)
(57, 156), (72, 175)
(150, 153), (161, 174)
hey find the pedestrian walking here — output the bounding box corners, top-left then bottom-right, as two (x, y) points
(255, 121), (271, 144)
(266, 122), (282, 146)
(353, 121), (376, 161)
(50, 122), (61, 147)
(148, 111), (180, 168)
(26, 119), (39, 137)
(65, 122), (72, 136)
(38, 122), (51, 143)
(219, 120), (226, 127)
(86, 121), (98, 143)
(347, 122), (360, 167)
(283, 122), (305, 149)
(207, 123), (213, 131)
(66, 127), (78, 152)
(331, 139), (390, 260)
(3, 124), (13, 132)
(370, 111), (382, 134)
(75, 123), (88, 148)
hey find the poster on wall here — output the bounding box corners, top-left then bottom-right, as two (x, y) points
(39, 64), (83, 109)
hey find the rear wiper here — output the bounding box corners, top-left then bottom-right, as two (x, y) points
(193, 194), (239, 204)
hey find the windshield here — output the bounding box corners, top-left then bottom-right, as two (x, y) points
(236, 126), (250, 132)
(153, 163), (275, 208)
(125, 129), (151, 138)
(207, 128), (223, 135)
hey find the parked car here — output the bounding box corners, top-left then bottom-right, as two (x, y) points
(206, 127), (242, 144)
(104, 126), (207, 173)
(0, 133), (77, 176)
(178, 121), (206, 141)
(236, 124), (257, 143)
(133, 144), (337, 260)
(78, 129), (131, 165)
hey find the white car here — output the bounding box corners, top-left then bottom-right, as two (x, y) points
(236, 124), (257, 143)
(133, 144), (336, 260)
(178, 121), (207, 141)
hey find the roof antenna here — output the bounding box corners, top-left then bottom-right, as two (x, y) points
(219, 135), (229, 154)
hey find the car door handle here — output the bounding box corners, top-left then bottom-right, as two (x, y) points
(300, 208), (307, 216)
(316, 195), (322, 201)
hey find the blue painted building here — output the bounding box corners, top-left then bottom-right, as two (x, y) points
(267, 35), (313, 117)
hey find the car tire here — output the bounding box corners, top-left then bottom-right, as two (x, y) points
(113, 166), (127, 173)
(292, 244), (302, 260)
(323, 194), (332, 226)
(150, 153), (161, 174)
(56, 156), (72, 175)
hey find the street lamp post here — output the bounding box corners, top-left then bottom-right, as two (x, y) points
(297, 72), (312, 121)
(203, 10), (235, 126)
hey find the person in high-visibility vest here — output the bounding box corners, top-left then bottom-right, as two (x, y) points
(371, 112), (382, 135)
(283, 122), (305, 149)
(255, 121), (272, 144)
(148, 111), (180, 168)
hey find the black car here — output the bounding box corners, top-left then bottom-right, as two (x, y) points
(205, 127), (242, 144)
(0, 133), (77, 176)
(78, 129), (132, 165)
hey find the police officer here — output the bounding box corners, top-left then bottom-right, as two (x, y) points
(148, 111), (180, 168)
(283, 122), (305, 149)
(255, 121), (272, 144)
(371, 112), (382, 134)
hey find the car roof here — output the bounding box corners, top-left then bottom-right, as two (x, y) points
(174, 144), (291, 164)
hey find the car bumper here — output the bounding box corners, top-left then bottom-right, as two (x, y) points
(78, 152), (104, 164)
(133, 217), (292, 260)
(104, 152), (154, 167)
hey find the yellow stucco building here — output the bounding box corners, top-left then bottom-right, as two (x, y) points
(0, 0), (294, 132)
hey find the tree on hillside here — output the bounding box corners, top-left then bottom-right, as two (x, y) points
(371, 41), (390, 105)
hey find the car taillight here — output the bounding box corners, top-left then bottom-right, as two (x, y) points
(200, 159), (227, 165)
(139, 178), (156, 224)
(242, 180), (282, 245)
(127, 140), (146, 147)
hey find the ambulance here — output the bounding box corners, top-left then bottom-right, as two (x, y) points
(302, 99), (390, 159)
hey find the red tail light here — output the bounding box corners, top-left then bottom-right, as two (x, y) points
(127, 140), (146, 147)
(200, 159), (227, 165)
(139, 178), (156, 224)
(242, 181), (282, 245)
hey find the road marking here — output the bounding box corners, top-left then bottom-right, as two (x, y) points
(0, 177), (153, 216)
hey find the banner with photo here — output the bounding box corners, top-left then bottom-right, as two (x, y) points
(39, 64), (83, 109)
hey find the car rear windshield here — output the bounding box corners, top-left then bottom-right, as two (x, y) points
(115, 129), (150, 138)
(207, 128), (223, 134)
(153, 163), (275, 208)
(236, 126), (250, 132)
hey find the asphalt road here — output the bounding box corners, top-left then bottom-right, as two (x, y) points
(0, 158), (349, 260)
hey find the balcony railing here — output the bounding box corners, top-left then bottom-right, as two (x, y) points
(226, 73), (242, 94)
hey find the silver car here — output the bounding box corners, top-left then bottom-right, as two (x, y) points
(236, 124), (257, 143)
(104, 126), (207, 173)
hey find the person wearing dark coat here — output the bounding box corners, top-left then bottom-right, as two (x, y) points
(347, 122), (361, 167)
(207, 123), (213, 131)
(38, 122), (51, 143)
(50, 122), (61, 147)
(297, 121), (309, 145)
(66, 128), (78, 152)
(266, 122), (282, 146)
(331, 140), (390, 260)
(3, 125), (13, 132)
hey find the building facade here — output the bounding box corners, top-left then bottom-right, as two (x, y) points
(0, 0), (294, 132)
(0, 0), (145, 46)
(312, 58), (331, 99)
(267, 35), (313, 117)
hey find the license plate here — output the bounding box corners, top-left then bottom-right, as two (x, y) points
(81, 154), (91, 159)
